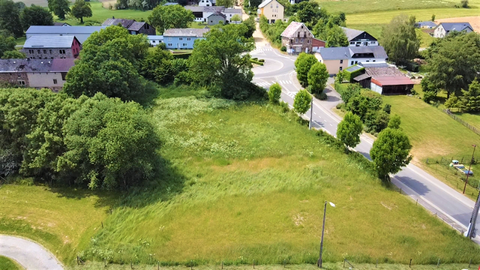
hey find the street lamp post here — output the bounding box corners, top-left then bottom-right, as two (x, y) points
(318, 201), (335, 268)
(463, 145), (477, 194)
(309, 99), (313, 130)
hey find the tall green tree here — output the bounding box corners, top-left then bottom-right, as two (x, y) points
(188, 24), (256, 100)
(336, 112), (363, 148)
(20, 5), (53, 31)
(140, 45), (174, 84)
(387, 114), (402, 129)
(0, 0), (23, 38)
(307, 62), (329, 94)
(370, 128), (412, 181)
(148, 4), (195, 34)
(426, 32), (480, 98)
(294, 53), (317, 87)
(0, 31), (16, 58)
(64, 26), (150, 101)
(380, 15), (420, 65)
(1, 50), (26, 59)
(460, 79), (480, 113)
(325, 25), (348, 47)
(47, 0), (70, 20)
(293, 89), (312, 114)
(71, 0), (92, 24)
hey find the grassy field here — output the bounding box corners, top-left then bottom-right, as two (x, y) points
(0, 184), (115, 264)
(68, 262), (480, 270)
(67, 85), (480, 265)
(0, 256), (21, 270)
(452, 112), (480, 131)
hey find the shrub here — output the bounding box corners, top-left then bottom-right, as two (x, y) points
(268, 83), (282, 104)
(461, 0), (469, 7)
(423, 91), (436, 103)
(281, 46), (286, 52)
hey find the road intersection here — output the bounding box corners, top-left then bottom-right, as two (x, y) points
(250, 36), (480, 243)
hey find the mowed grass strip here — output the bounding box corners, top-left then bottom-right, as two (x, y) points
(0, 256), (21, 270)
(0, 184), (115, 264)
(84, 89), (480, 265)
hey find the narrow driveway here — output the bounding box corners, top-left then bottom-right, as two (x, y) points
(0, 235), (63, 270)
(250, 29), (480, 242)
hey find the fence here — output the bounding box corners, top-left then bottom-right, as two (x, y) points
(426, 156), (480, 190)
(443, 109), (480, 136)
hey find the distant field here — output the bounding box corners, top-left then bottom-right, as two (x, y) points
(14, 0), (47, 7)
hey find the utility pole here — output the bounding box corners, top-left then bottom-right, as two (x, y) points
(466, 191), (480, 238)
(309, 99), (313, 130)
(463, 145), (476, 194)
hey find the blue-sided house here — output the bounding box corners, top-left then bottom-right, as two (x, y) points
(163, 28), (210, 50)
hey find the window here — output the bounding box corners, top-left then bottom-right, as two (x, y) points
(37, 50), (40, 54)
(49, 50), (52, 54)
(179, 38), (183, 40)
(53, 79), (57, 84)
(152, 40), (156, 43)
(61, 72), (67, 80)
(366, 60), (369, 62)
(339, 67), (343, 71)
(18, 80), (25, 85)
(187, 38), (191, 40)
(168, 43), (172, 46)
(340, 60), (343, 64)
(373, 60), (376, 62)
(183, 43), (187, 46)
(351, 61), (354, 65)
(43, 50), (47, 54)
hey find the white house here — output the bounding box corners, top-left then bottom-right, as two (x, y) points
(147, 35), (164, 46)
(185, 6), (241, 23)
(434, 22), (473, 38)
(199, 0), (213, 6)
(316, 46), (388, 75)
(341, 27), (378, 47)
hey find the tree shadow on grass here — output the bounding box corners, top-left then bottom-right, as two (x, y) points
(48, 155), (187, 211)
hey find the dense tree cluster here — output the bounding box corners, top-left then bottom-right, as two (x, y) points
(0, 31), (17, 59)
(20, 5), (53, 31)
(148, 4), (195, 34)
(380, 15), (420, 66)
(0, 88), (160, 190)
(338, 84), (391, 134)
(0, 0), (23, 38)
(423, 32), (480, 99)
(294, 53), (317, 87)
(259, 16), (288, 47)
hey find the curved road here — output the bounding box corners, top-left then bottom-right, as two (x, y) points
(250, 30), (480, 243)
(0, 235), (63, 270)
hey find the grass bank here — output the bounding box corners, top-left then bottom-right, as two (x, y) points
(0, 184), (115, 264)
(78, 85), (480, 265)
(0, 256), (21, 270)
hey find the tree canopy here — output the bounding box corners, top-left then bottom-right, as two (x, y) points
(47, 0), (71, 20)
(380, 15), (420, 65)
(370, 128), (412, 181)
(325, 25), (348, 47)
(295, 53), (317, 87)
(1, 50), (26, 59)
(0, 31), (16, 58)
(460, 79), (480, 113)
(64, 26), (150, 101)
(0, 0), (23, 38)
(71, 0), (92, 24)
(148, 4), (195, 34)
(20, 5), (53, 31)
(336, 112), (363, 148)
(307, 62), (328, 94)
(217, 0), (234, 7)
(293, 89), (312, 114)
(425, 32), (480, 98)
(268, 83), (282, 104)
(188, 24), (257, 100)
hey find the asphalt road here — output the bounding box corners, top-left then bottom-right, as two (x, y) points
(251, 41), (480, 242)
(0, 235), (64, 270)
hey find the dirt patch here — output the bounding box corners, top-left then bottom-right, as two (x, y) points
(435, 16), (480, 33)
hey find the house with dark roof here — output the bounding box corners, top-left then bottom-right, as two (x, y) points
(415, 21), (437, 29)
(22, 35), (82, 59)
(26, 26), (107, 44)
(163, 28), (210, 49)
(0, 58), (75, 91)
(208, 12), (227, 25)
(281, 21), (315, 54)
(316, 46), (388, 75)
(257, 0), (284, 23)
(341, 27), (378, 47)
(185, 6), (241, 23)
(434, 22), (473, 38)
(102, 18), (156, 35)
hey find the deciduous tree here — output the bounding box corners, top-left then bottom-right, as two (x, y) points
(268, 83), (282, 104)
(307, 62), (328, 94)
(0, 32), (16, 58)
(20, 5), (53, 31)
(460, 79), (480, 112)
(370, 128), (412, 181)
(148, 4), (195, 34)
(71, 0), (92, 24)
(387, 114), (402, 129)
(294, 53), (317, 87)
(0, 0), (23, 38)
(336, 112), (363, 148)
(380, 15), (420, 65)
(188, 24), (256, 100)
(293, 89), (311, 114)
(1, 50), (26, 59)
(325, 25), (348, 47)
(217, 0), (234, 7)
(47, 0), (70, 20)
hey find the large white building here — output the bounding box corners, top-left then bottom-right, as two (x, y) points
(26, 26), (107, 44)
(316, 46), (388, 75)
(341, 27), (378, 47)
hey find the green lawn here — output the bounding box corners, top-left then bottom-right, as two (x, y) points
(73, 85), (480, 265)
(382, 94), (480, 198)
(0, 184), (115, 265)
(0, 256), (21, 270)
(452, 112), (480, 131)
